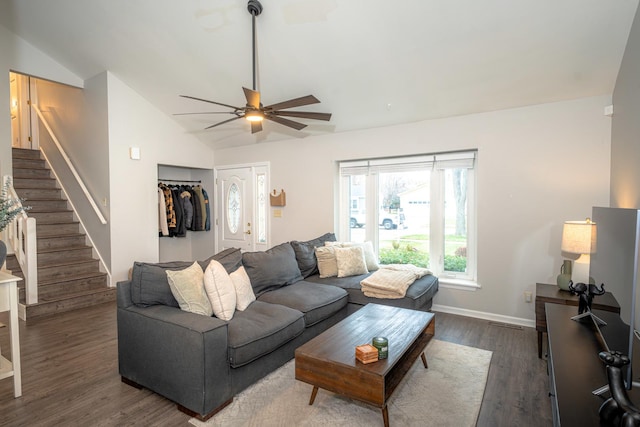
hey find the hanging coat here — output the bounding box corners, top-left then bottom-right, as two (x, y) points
(158, 187), (169, 237)
(202, 187), (211, 231)
(180, 190), (193, 231)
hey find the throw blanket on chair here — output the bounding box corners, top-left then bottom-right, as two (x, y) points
(360, 264), (432, 299)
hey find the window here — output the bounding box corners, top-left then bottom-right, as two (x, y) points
(339, 151), (477, 283)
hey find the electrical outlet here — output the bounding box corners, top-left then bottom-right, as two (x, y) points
(102, 198), (108, 207)
(524, 291), (532, 303)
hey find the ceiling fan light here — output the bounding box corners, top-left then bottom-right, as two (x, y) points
(245, 110), (264, 122)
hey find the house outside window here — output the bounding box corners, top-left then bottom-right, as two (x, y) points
(338, 151), (477, 284)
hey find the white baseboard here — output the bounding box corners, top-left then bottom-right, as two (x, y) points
(432, 304), (535, 329)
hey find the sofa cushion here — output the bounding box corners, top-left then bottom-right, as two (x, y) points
(290, 232), (337, 278)
(341, 241), (379, 272)
(200, 247), (243, 274)
(335, 246), (369, 277)
(230, 266), (256, 311)
(227, 300), (305, 367)
(130, 260), (192, 307)
(242, 242), (303, 296)
(203, 260), (236, 320)
(166, 262), (213, 316)
(257, 281), (348, 326)
(130, 248), (243, 308)
(305, 272), (439, 311)
(315, 246), (338, 278)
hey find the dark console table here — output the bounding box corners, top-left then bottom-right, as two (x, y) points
(536, 283), (620, 358)
(546, 304), (640, 426)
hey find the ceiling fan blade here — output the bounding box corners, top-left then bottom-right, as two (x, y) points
(242, 87), (261, 109)
(180, 95), (242, 110)
(173, 111), (239, 116)
(204, 116), (243, 130)
(264, 95), (320, 111)
(265, 114), (307, 131)
(251, 121), (263, 134)
(271, 111), (332, 121)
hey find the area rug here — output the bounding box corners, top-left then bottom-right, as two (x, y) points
(190, 339), (492, 427)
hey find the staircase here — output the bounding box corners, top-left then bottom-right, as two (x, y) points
(8, 148), (114, 321)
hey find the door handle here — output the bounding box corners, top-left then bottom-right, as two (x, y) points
(245, 230), (251, 235)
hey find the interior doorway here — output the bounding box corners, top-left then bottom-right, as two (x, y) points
(9, 71), (38, 149)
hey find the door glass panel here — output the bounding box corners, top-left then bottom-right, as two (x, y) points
(227, 183), (240, 233)
(256, 173), (266, 243)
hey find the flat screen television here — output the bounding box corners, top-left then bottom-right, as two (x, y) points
(590, 206), (640, 390)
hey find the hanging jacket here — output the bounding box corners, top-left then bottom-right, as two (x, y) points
(190, 187), (203, 231)
(158, 187), (169, 237)
(193, 186), (207, 231)
(202, 188), (211, 231)
(171, 187), (186, 237)
(180, 190), (193, 230)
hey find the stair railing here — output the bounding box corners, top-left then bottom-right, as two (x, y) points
(2, 175), (38, 304)
(32, 104), (107, 225)
(31, 104), (113, 286)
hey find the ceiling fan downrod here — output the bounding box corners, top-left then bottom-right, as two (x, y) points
(247, 0), (263, 92)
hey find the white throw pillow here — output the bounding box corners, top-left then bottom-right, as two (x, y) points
(342, 241), (379, 272)
(166, 261), (213, 316)
(335, 246), (369, 277)
(230, 266), (256, 311)
(316, 246), (338, 278)
(203, 260), (236, 321)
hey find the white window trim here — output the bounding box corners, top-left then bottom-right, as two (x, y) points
(338, 150), (477, 284)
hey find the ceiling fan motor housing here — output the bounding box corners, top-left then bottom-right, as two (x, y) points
(247, 0), (263, 16)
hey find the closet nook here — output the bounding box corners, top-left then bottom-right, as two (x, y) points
(158, 165), (214, 263)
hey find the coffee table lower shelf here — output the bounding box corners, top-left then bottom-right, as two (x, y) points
(295, 304), (435, 427)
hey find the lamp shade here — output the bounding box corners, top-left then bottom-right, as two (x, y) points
(561, 219), (597, 255)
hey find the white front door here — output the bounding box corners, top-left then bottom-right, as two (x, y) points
(216, 164), (269, 252)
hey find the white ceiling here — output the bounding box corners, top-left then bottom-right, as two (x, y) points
(1, 0), (638, 149)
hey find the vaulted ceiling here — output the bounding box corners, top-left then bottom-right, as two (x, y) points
(0, 0), (637, 148)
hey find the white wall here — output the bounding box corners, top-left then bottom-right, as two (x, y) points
(213, 96), (612, 322)
(35, 74), (111, 269)
(106, 73), (215, 283)
(611, 4), (640, 209)
(0, 24), (82, 180)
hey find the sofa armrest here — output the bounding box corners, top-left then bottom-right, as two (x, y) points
(117, 304), (231, 416)
(117, 280), (133, 309)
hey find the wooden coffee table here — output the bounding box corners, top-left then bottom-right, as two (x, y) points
(295, 303), (435, 427)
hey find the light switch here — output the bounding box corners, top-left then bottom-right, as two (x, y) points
(273, 209), (282, 218)
(129, 146), (141, 160)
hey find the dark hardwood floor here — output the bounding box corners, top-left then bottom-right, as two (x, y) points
(0, 301), (552, 426)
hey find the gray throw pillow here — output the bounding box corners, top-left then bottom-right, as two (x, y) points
(200, 247), (243, 274)
(242, 242), (303, 296)
(130, 261), (191, 307)
(290, 232), (337, 278)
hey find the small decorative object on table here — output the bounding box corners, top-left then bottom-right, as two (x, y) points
(598, 350), (640, 426)
(372, 336), (389, 360)
(569, 281), (607, 325)
(355, 344), (379, 364)
(556, 259), (572, 290)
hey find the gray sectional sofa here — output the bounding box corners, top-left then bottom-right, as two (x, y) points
(116, 233), (439, 420)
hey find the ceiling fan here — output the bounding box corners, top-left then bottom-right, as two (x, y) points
(178, 0), (332, 134)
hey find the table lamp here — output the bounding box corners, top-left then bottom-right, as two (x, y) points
(561, 218), (597, 285)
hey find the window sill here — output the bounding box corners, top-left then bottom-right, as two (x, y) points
(438, 277), (481, 291)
